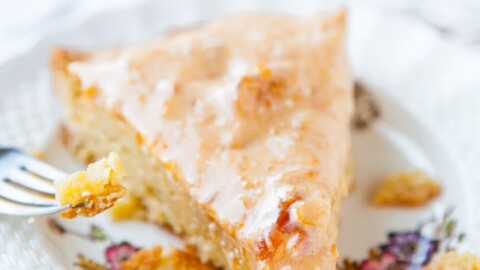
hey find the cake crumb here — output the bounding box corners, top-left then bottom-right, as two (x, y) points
(110, 195), (142, 221)
(424, 251), (480, 270)
(55, 152), (127, 218)
(121, 246), (214, 270)
(28, 149), (46, 160)
(373, 171), (441, 207)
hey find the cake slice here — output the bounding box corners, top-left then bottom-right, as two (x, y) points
(52, 11), (353, 269)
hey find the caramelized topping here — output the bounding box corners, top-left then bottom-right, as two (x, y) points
(236, 67), (286, 116)
(254, 196), (306, 262)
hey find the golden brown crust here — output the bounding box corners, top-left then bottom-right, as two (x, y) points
(424, 251), (480, 270)
(59, 185), (127, 218)
(51, 49), (90, 75)
(373, 171), (442, 207)
(121, 246), (214, 270)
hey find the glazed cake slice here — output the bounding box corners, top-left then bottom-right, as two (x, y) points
(52, 11), (353, 270)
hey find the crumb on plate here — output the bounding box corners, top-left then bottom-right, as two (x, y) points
(424, 251), (480, 270)
(27, 149), (46, 160)
(373, 171), (441, 207)
(54, 152), (127, 218)
(121, 246), (214, 270)
(110, 195), (142, 221)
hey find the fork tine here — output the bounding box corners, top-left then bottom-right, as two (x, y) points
(0, 148), (87, 217)
(5, 169), (56, 196)
(0, 193), (57, 207)
(13, 153), (66, 181)
(0, 178), (57, 206)
(0, 199), (70, 216)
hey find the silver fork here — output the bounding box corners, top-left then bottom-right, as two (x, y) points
(0, 147), (85, 216)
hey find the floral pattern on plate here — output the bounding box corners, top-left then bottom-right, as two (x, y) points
(48, 219), (139, 270)
(47, 209), (465, 270)
(338, 208), (466, 270)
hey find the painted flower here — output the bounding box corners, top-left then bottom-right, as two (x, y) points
(380, 232), (438, 266)
(47, 219), (66, 235)
(105, 242), (139, 270)
(90, 224), (108, 241)
(75, 254), (107, 270)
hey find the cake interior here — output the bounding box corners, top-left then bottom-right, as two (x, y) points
(54, 51), (256, 268)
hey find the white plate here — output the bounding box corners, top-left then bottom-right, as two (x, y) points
(28, 90), (472, 269)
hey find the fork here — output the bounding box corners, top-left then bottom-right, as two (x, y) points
(0, 147), (85, 216)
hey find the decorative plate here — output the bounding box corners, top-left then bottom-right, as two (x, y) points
(28, 90), (472, 269)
